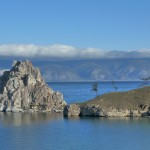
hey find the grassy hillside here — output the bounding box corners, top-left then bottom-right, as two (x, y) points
(79, 86), (150, 110)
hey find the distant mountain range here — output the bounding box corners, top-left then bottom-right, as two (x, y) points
(0, 58), (150, 81)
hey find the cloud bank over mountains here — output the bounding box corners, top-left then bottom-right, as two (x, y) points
(0, 44), (150, 59)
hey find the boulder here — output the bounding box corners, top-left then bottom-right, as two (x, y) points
(0, 60), (66, 112)
(64, 104), (80, 116)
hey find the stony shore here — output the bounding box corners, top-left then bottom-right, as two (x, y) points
(64, 86), (150, 117)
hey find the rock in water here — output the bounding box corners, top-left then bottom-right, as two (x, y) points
(64, 104), (81, 116)
(0, 60), (66, 112)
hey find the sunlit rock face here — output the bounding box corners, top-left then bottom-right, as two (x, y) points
(64, 104), (149, 117)
(0, 60), (66, 112)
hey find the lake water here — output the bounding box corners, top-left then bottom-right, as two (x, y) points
(49, 81), (144, 104)
(0, 81), (149, 150)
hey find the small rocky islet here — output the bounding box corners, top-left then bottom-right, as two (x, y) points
(0, 60), (150, 117)
(0, 60), (66, 112)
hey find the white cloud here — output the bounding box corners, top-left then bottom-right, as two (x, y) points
(0, 44), (78, 58)
(0, 44), (150, 59)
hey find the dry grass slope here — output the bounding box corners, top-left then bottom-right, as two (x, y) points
(79, 86), (150, 110)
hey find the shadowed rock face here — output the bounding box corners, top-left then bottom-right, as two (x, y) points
(0, 60), (66, 112)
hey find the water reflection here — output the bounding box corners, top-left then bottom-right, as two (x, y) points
(1, 112), (150, 127)
(81, 116), (150, 124)
(0, 112), (63, 127)
(0, 114), (149, 150)
(64, 116), (150, 128)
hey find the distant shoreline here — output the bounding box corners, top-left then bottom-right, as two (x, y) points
(47, 80), (144, 83)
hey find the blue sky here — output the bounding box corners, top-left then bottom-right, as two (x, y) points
(0, 0), (150, 51)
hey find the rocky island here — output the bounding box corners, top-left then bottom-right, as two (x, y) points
(0, 60), (66, 112)
(1, 59), (150, 117)
(64, 86), (150, 117)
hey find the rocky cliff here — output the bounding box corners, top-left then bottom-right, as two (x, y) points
(64, 87), (150, 117)
(0, 60), (66, 112)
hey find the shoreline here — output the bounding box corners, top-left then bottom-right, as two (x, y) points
(64, 86), (150, 117)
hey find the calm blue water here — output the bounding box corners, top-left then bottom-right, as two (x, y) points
(0, 81), (149, 150)
(48, 81), (144, 104)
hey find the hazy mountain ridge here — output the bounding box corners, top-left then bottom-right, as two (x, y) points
(40, 64), (81, 81)
(0, 58), (150, 81)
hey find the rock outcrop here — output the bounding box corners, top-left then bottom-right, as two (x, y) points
(64, 104), (81, 116)
(64, 87), (150, 117)
(64, 104), (148, 117)
(0, 60), (66, 112)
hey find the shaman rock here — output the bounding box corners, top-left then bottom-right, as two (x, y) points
(0, 60), (66, 112)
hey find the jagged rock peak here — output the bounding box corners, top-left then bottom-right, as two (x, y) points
(0, 60), (66, 112)
(10, 60), (43, 82)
